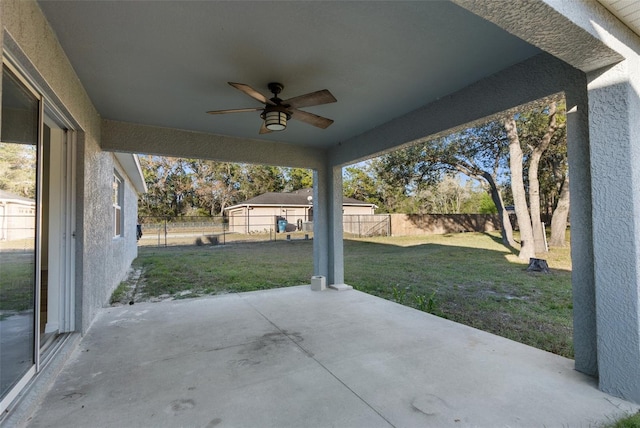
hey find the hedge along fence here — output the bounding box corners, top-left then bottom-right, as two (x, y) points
(389, 213), (501, 236)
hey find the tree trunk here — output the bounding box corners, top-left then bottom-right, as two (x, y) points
(528, 151), (547, 253)
(482, 171), (516, 247)
(504, 117), (536, 261)
(528, 102), (558, 254)
(549, 172), (570, 247)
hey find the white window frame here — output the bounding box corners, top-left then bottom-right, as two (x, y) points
(113, 172), (123, 238)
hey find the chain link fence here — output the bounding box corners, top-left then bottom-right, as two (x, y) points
(138, 215), (315, 247)
(138, 214), (393, 247)
(138, 214), (503, 247)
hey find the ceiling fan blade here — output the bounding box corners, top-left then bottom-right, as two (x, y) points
(283, 89), (337, 109)
(290, 109), (334, 129)
(207, 107), (263, 115)
(259, 121), (272, 134)
(228, 82), (275, 106)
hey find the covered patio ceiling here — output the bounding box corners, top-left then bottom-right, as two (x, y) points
(38, 1), (542, 149)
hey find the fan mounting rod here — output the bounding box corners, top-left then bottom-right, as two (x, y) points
(268, 82), (284, 97)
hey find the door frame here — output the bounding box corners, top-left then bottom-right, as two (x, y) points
(0, 53), (78, 414)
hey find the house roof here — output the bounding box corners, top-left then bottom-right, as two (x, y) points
(225, 189), (375, 211)
(0, 189), (35, 204)
(114, 153), (147, 194)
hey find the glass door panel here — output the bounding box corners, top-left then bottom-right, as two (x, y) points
(0, 63), (39, 401)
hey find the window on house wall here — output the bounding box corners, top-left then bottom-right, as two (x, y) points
(113, 172), (123, 237)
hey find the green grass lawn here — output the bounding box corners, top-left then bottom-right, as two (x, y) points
(345, 232), (573, 358)
(0, 253), (36, 313)
(123, 231), (574, 358)
(130, 240), (314, 299)
(604, 412), (640, 428)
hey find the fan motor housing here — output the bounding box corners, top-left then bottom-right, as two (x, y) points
(268, 82), (284, 96)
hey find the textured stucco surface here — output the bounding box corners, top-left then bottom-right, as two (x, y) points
(588, 60), (640, 402)
(550, 0), (640, 403)
(311, 165), (346, 287)
(453, 0), (623, 73)
(2, 0), (141, 335)
(2, 0), (97, 132)
(544, 0), (640, 67)
(313, 169), (329, 283)
(101, 119), (325, 170)
(329, 166), (345, 286)
(81, 143), (140, 331)
(564, 78), (598, 377)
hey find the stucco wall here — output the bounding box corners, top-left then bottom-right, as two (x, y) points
(81, 145), (139, 329)
(543, 0), (640, 404)
(588, 61), (640, 401)
(2, 0), (140, 333)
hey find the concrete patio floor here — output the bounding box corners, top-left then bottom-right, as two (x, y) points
(25, 286), (639, 427)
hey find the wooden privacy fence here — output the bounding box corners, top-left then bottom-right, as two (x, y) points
(343, 214), (500, 238)
(343, 215), (391, 237)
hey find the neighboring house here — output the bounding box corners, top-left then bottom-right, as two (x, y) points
(0, 189), (35, 241)
(225, 188), (375, 233)
(2, 0), (640, 420)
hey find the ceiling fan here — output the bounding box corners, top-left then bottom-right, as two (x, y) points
(207, 82), (337, 134)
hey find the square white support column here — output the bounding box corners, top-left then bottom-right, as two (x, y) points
(313, 169), (329, 280)
(588, 59), (640, 403)
(565, 79), (598, 377)
(313, 165), (350, 290)
(328, 165), (345, 287)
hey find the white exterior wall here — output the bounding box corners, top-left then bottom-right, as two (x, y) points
(0, 200), (36, 241)
(342, 205), (375, 215)
(228, 205), (371, 234)
(228, 206), (286, 233)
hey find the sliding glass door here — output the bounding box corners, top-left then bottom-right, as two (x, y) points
(0, 62), (41, 403)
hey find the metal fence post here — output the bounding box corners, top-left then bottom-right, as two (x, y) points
(164, 217), (167, 247)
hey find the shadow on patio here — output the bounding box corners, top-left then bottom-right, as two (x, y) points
(25, 286), (638, 427)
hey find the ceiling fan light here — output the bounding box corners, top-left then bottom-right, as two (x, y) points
(264, 110), (287, 131)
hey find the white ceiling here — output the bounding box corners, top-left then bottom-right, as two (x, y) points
(37, 1), (541, 149)
(598, 0), (640, 38)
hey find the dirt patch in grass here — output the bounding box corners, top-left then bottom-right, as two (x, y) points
(110, 267), (145, 305)
(115, 241), (313, 304)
